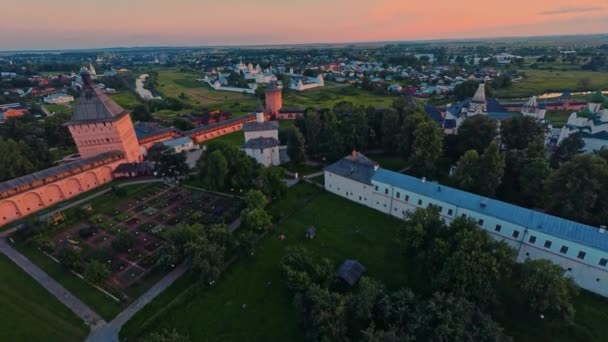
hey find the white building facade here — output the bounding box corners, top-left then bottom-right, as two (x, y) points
(325, 152), (608, 298)
(242, 105), (282, 167)
(557, 92), (608, 152)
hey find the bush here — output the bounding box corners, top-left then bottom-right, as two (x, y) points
(111, 231), (136, 252)
(84, 260), (111, 284)
(57, 246), (80, 269)
(79, 226), (99, 239)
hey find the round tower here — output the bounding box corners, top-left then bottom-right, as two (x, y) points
(265, 81), (282, 119)
(255, 103), (265, 123)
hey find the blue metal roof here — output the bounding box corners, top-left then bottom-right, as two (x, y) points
(161, 136), (192, 148)
(372, 168), (608, 252)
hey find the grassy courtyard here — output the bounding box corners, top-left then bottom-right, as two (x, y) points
(121, 183), (406, 341)
(121, 182), (608, 342)
(0, 255), (88, 342)
(495, 69), (608, 99)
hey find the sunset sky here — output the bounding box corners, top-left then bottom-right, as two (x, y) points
(1, 0), (607, 50)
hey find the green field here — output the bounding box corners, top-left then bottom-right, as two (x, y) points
(545, 110), (572, 128)
(121, 183), (608, 342)
(155, 70), (399, 119)
(110, 92), (141, 111)
(121, 184), (407, 341)
(496, 69), (608, 99)
(0, 255), (88, 342)
(156, 70), (258, 117)
(44, 104), (73, 116)
(283, 84), (396, 109)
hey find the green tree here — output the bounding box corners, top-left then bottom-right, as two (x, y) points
(198, 150), (228, 190)
(241, 207), (272, 232)
(453, 80), (492, 100)
(380, 109), (401, 153)
(280, 246), (334, 291)
(408, 121), (443, 177)
(111, 231), (136, 252)
(257, 166), (287, 200)
(244, 189), (267, 211)
(551, 134), (584, 168)
(286, 126), (306, 164)
(57, 247), (80, 269)
(293, 284), (348, 342)
(172, 117), (194, 131)
(338, 105), (369, 151)
(456, 116), (497, 155)
(418, 292), (506, 342)
(83, 260), (110, 284)
(185, 238), (225, 284)
(154, 152), (189, 180)
(545, 154), (608, 225)
(501, 116), (546, 150)
(519, 259), (579, 323)
(452, 143), (504, 197)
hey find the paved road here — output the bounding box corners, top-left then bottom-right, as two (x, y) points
(86, 264), (188, 342)
(0, 239), (106, 328)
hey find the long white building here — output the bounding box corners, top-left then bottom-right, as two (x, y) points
(324, 152), (608, 297)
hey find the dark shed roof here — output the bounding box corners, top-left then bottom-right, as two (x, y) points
(336, 260), (366, 286)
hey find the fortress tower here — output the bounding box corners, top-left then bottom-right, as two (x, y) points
(265, 81), (282, 119)
(66, 70), (142, 163)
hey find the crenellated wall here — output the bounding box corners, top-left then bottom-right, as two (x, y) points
(0, 159), (123, 227)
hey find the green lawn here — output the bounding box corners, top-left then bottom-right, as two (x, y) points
(154, 70), (398, 118)
(282, 84), (397, 109)
(496, 69), (608, 99)
(545, 110), (572, 128)
(14, 245), (124, 320)
(0, 255), (88, 342)
(110, 92), (141, 111)
(201, 131), (245, 147)
(121, 182), (608, 342)
(121, 184), (406, 341)
(156, 70), (258, 116)
(44, 104), (73, 116)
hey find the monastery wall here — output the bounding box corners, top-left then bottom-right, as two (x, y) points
(0, 158), (124, 227)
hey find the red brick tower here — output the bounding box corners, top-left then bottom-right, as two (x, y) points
(265, 81), (282, 119)
(66, 70), (142, 163)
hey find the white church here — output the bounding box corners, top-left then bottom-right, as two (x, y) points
(242, 104), (283, 167)
(324, 151), (608, 298)
(557, 92), (608, 152)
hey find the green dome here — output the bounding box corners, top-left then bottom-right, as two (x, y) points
(588, 91), (606, 104)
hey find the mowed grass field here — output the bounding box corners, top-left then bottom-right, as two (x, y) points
(496, 69), (608, 99)
(121, 184), (406, 341)
(121, 183), (608, 342)
(156, 70), (258, 116)
(110, 92), (141, 111)
(0, 255), (88, 342)
(156, 70), (399, 117)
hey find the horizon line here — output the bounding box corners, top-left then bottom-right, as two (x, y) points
(1, 32), (607, 54)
